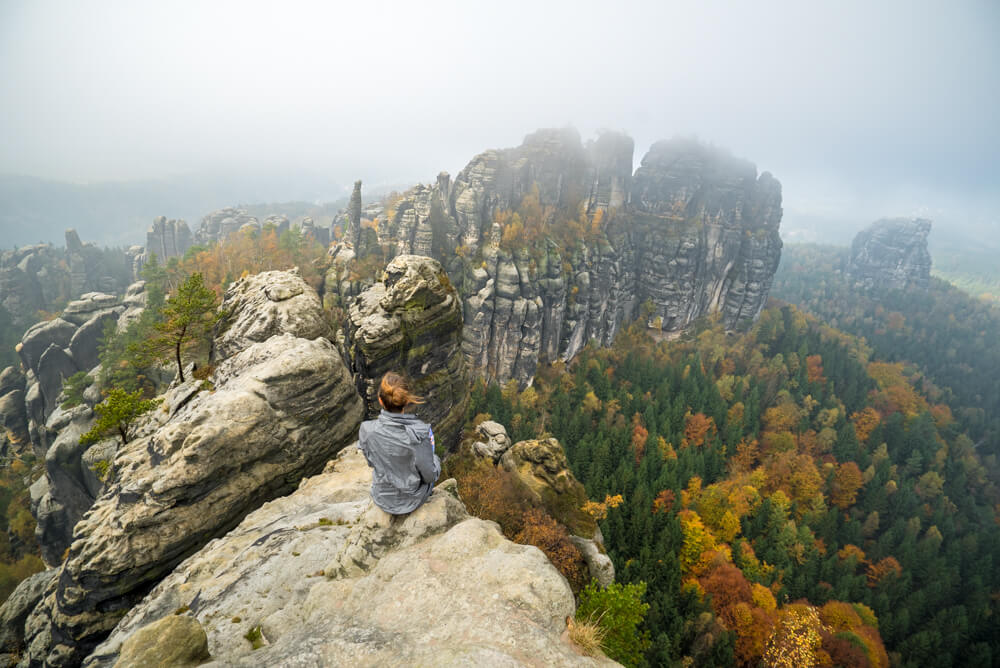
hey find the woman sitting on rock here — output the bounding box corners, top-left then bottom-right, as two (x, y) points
(358, 371), (441, 515)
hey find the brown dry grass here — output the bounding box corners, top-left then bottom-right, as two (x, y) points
(567, 614), (607, 658)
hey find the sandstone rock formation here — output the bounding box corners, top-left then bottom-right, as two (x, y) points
(337, 129), (783, 386)
(0, 235), (131, 332)
(0, 366), (30, 455)
(16, 260), (479, 665)
(463, 420), (614, 588)
(112, 615), (209, 668)
(144, 217), (192, 263)
(499, 436), (614, 587)
(0, 569), (56, 660)
(32, 403), (100, 565)
(471, 419), (512, 461)
(343, 254), (468, 452)
(18, 268), (364, 666)
(84, 446), (617, 667)
(847, 218), (932, 290)
(193, 207), (260, 245)
(14, 294), (123, 448)
(211, 268), (332, 362)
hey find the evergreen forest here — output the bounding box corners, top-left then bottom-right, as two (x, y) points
(469, 298), (1000, 667)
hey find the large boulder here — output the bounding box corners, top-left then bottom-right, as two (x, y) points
(68, 311), (119, 372)
(84, 447), (617, 668)
(113, 615), (209, 668)
(18, 320), (76, 373)
(115, 281), (147, 334)
(344, 254), (468, 452)
(471, 420), (512, 461)
(60, 294), (119, 327)
(212, 268), (332, 362)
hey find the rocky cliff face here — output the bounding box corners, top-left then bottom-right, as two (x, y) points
(81, 447), (616, 667)
(14, 293), (121, 447)
(343, 255), (468, 451)
(192, 207), (326, 247)
(0, 233), (133, 333)
(329, 129), (783, 386)
(17, 270), (364, 666)
(9, 260), (472, 666)
(847, 218), (932, 290)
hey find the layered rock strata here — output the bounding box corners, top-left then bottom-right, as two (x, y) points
(84, 446), (616, 667)
(19, 271), (365, 666)
(336, 128), (783, 385)
(847, 218), (932, 290)
(17, 261), (475, 665)
(343, 254), (468, 452)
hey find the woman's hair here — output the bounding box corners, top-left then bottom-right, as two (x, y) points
(378, 372), (424, 412)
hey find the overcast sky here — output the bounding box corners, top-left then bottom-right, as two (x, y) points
(1, 0), (997, 240)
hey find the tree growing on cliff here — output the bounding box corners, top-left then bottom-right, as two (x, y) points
(140, 272), (219, 382)
(575, 580), (651, 666)
(80, 388), (161, 446)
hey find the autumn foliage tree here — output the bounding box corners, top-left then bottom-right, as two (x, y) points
(444, 453), (588, 591)
(682, 411), (717, 449)
(829, 461), (864, 511)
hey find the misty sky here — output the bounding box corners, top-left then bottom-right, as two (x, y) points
(1, 0), (998, 242)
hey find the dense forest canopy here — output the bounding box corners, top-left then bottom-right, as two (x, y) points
(469, 301), (1000, 667)
(772, 243), (1000, 458)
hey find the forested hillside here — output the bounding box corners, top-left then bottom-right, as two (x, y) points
(772, 243), (1000, 457)
(470, 304), (1000, 667)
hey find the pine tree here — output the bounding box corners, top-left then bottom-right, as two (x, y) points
(80, 388), (161, 446)
(139, 272), (219, 382)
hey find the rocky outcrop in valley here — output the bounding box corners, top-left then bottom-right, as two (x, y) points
(0, 232), (132, 334)
(468, 421), (614, 588)
(847, 218), (932, 290)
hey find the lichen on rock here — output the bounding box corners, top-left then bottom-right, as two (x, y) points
(344, 254), (468, 452)
(84, 446), (618, 668)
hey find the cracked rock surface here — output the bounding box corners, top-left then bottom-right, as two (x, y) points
(86, 446), (617, 667)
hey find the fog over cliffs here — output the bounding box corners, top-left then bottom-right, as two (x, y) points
(1, 1), (997, 247)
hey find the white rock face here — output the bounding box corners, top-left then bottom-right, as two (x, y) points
(212, 268), (331, 362)
(472, 420), (513, 461)
(86, 447), (618, 668)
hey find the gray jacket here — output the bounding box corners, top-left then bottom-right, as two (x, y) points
(358, 410), (441, 514)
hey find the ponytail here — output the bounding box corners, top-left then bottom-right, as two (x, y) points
(378, 372), (424, 412)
